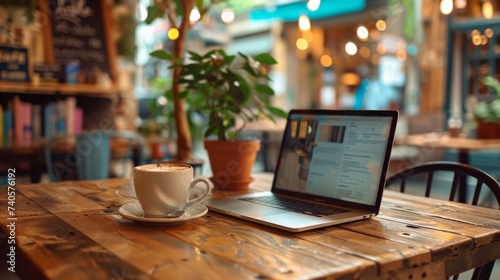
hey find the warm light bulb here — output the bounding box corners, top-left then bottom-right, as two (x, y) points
(168, 27), (179, 40)
(440, 0), (453, 15)
(190, 9), (201, 22)
(357, 26), (369, 41)
(481, 35), (488, 45)
(320, 54), (332, 67)
(221, 8), (235, 23)
(307, 0), (321, 12)
(483, 1), (493, 19)
(396, 50), (407, 62)
(455, 0), (467, 9)
(485, 28), (494, 38)
(472, 35), (482, 46)
(296, 38), (309, 50)
(298, 14), (311, 31)
(375, 20), (386, 31)
(345, 42), (357, 56)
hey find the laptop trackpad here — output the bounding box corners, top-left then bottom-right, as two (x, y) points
(260, 211), (367, 230)
(208, 200), (288, 217)
(262, 212), (326, 225)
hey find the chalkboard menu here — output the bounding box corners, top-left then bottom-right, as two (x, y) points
(0, 45), (31, 82)
(42, 0), (116, 83)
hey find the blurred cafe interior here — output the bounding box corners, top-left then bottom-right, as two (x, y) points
(0, 0), (500, 184)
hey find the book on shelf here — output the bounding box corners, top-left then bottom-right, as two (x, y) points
(32, 104), (42, 142)
(66, 96), (76, 135)
(22, 102), (32, 145)
(55, 100), (66, 135)
(3, 109), (13, 146)
(0, 98), (84, 144)
(0, 104), (3, 146)
(44, 100), (82, 139)
(74, 107), (83, 134)
(13, 95), (23, 144)
(44, 103), (56, 138)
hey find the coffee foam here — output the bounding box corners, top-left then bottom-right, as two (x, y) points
(136, 163), (191, 172)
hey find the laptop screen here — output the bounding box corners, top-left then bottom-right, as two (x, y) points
(273, 110), (397, 207)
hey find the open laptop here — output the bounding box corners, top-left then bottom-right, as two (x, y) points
(205, 109), (399, 232)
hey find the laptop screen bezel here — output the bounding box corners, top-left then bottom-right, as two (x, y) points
(270, 109), (399, 214)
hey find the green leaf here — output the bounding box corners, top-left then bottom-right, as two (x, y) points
(196, 0), (204, 13)
(178, 91), (188, 99)
(242, 64), (257, 76)
(235, 75), (251, 99)
(150, 50), (176, 61)
(187, 51), (204, 61)
(255, 84), (274, 95)
(482, 76), (500, 96)
(174, 0), (183, 17)
(238, 52), (249, 60)
(205, 124), (218, 138)
(145, 6), (160, 24)
(253, 53), (277, 65)
(491, 99), (500, 118)
(203, 49), (220, 59)
(268, 107), (288, 118)
(164, 89), (174, 100)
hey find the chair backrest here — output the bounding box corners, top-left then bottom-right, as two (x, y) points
(386, 161), (500, 208)
(45, 130), (146, 182)
(385, 161), (500, 279)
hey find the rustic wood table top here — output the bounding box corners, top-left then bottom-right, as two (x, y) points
(1, 173), (499, 279)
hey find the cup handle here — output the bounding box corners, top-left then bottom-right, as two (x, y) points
(184, 178), (212, 209)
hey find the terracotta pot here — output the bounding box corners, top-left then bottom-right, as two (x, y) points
(204, 140), (261, 190)
(477, 120), (500, 139)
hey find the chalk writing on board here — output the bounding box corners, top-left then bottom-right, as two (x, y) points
(48, 0), (110, 76)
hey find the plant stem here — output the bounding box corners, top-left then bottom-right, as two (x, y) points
(172, 0), (195, 160)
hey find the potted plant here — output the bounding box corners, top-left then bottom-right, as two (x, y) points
(474, 76), (500, 139)
(151, 48), (287, 189)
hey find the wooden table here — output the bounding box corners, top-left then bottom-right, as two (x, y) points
(395, 132), (500, 202)
(1, 174), (499, 279)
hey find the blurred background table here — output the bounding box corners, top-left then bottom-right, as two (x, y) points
(394, 132), (500, 202)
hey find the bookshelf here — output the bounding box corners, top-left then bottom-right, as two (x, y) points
(0, 82), (119, 97)
(0, 81), (121, 183)
(0, 81), (120, 146)
(0, 0), (125, 183)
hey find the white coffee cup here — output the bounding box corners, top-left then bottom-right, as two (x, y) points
(133, 163), (212, 217)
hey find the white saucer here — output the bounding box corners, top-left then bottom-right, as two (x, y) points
(118, 202), (208, 224)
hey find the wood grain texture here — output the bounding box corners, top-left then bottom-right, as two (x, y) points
(0, 215), (148, 280)
(55, 212), (260, 279)
(0, 188), (49, 218)
(166, 212), (377, 279)
(382, 192), (500, 228)
(298, 226), (430, 276)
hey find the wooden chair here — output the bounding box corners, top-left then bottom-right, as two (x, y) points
(45, 130), (146, 182)
(386, 161), (500, 280)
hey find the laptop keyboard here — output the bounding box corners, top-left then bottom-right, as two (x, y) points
(240, 196), (347, 217)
